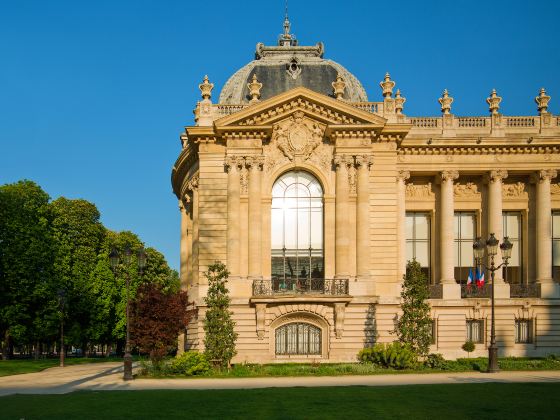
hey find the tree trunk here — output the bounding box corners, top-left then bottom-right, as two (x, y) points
(34, 341), (40, 360)
(1, 331), (10, 360)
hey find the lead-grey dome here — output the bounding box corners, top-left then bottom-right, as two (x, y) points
(218, 38), (368, 104)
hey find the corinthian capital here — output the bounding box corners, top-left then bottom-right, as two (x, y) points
(397, 170), (410, 182)
(224, 156), (241, 172)
(532, 169), (558, 183)
(355, 154), (373, 169)
(487, 169), (509, 183)
(440, 170), (459, 182)
(333, 154), (352, 170)
(245, 155), (265, 170)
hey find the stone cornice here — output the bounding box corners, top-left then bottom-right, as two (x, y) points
(398, 145), (560, 155)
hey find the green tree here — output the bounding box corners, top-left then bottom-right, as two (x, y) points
(50, 197), (106, 353)
(394, 260), (433, 357)
(203, 262), (237, 368)
(0, 180), (55, 359)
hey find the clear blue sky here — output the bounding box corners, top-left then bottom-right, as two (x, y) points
(1, 0), (558, 271)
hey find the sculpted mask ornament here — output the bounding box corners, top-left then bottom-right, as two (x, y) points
(271, 111), (325, 162)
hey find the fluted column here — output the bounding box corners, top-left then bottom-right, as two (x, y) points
(535, 169), (558, 284)
(440, 170), (459, 284)
(247, 156), (264, 279)
(179, 200), (189, 290)
(334, 155), (351, 278)
(397, 170), (410, 282)
(355, 155), (373, 278)
(487, 170), (508, 282)
(225, 157), (241, 277)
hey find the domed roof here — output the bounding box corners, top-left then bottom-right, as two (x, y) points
(218, 25), (368, 104)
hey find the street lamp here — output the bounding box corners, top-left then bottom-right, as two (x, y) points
(109, 245), (148, 380)
(473, 233), (513, 373)
(57, 289), (66, 367)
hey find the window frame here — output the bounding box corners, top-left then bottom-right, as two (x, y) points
(275, 322), (322, 356)
(553, 211), (560, 283)
(454, 212), (477, 284)
(503, 211), (523, 284)
(514, 319), (534, 344)
(466, 319), (485, 344)
(405, 212), (432, 283)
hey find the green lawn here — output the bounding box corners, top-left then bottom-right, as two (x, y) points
(0, 358), (122, 377)
(1, 383), (560, 419)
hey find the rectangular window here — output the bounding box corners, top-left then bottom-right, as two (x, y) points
(454, 212), (477, 283)
(503, 212), (522, 283)
(405, 212), (431, 282)
(466, 319), (484, 344)
(429, 319), (437, 345)
(515, 320), (533, 344)
(554, 212), (560, 283)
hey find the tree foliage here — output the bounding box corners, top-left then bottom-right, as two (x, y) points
(394, 260), (433, 357)
(0, 179), (178, 359)
(130, 284), (191, 365)
(203, 262), (237, 368)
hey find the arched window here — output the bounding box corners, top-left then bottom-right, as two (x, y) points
(275, 322), (322, 355)
(271, 171), (324, 288)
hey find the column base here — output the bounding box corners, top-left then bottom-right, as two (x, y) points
(433, 283), (461, 300)
(538, 282), (560, 299)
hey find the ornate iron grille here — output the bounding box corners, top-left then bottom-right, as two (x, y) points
(275, 322), (321, 355)
(461, 284), (491, 298)
(509, 283), (539, 298)
(252, 278), (349, 296)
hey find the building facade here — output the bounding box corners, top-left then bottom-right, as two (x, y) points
(171, 26), (560, 362)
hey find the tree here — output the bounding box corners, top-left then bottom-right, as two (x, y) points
(0, 180), (55, 359)
(394, 260), (433, 357)
(203, 262), (237, 368)
(130, 283), (191, 366)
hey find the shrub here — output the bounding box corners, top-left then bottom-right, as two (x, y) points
(170, 351), (210, 376)
(358, 342), (416, 369)
(462, 340), (476, 357)
(424, 353), (449, 370)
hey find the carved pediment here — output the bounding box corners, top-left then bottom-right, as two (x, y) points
(214, 87), (386, 127)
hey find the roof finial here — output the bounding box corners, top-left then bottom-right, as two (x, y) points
(279, 0), (297, 46)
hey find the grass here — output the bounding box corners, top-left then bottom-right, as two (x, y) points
(140, 356), (560, 378)
(0, 357), (123, 377)
(1, 383), (560, 419)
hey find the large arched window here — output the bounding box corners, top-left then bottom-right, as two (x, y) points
(275, 322), (322, 355)
(271, 171), (324, 287)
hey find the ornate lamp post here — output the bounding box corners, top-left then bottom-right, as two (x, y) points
(109, 246), (147, 380)
(57, 289), (66, 367)
(473, 233), (513, 373)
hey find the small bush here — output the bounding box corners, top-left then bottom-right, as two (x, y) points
(462, 340), (476, 356)
(170, 351), (210, 376)
(358, 342), (416, 369)
(424, 353), (449, 370)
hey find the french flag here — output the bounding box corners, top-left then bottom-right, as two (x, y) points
(467, 268), (474, 290)
(476, 267), (485, 289)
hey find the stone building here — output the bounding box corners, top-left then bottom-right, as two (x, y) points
(171, 22), (560, 362)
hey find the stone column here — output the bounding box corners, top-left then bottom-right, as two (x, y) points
(487, 170), (508, 283)
(355, 155), (372, 279)
(534, 169), (558, 297)
(247, 156), (264, 279)
(188, 176), (199, 287)
(439, 170), (460, 299)
(179, 200), (189, 290)
(396, 170), (410, 282)
(225, 157), (241, 278)
(334, 155), (351, 278)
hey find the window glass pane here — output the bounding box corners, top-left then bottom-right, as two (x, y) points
(553, 213), (560, 238)
(505, 213), (520, 238)
(310, 210), (323, 250)
(416, 214), (430, 239)
(406, 241), (413, 264)
(461, 214), (476, 239)
(415, 242), (429, 267)
(454, 214), (460, 238)
(509, 240), (520, 266)
(454, 242), (459, 267)
(405, 214), (414, 240)
(271, 208), (284, 249)
(297, 208), (310, 249)
(553, 241), (560, 266)
(460, 242), (474, 267)
(284, 209), (297, 249)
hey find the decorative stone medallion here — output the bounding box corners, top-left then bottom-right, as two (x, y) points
(271, 111), (326, 162)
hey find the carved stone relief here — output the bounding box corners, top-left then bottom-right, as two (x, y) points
(502, 182), (528, 199)
(454, 182), (480, 198)
(405, 183), (435, 199)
